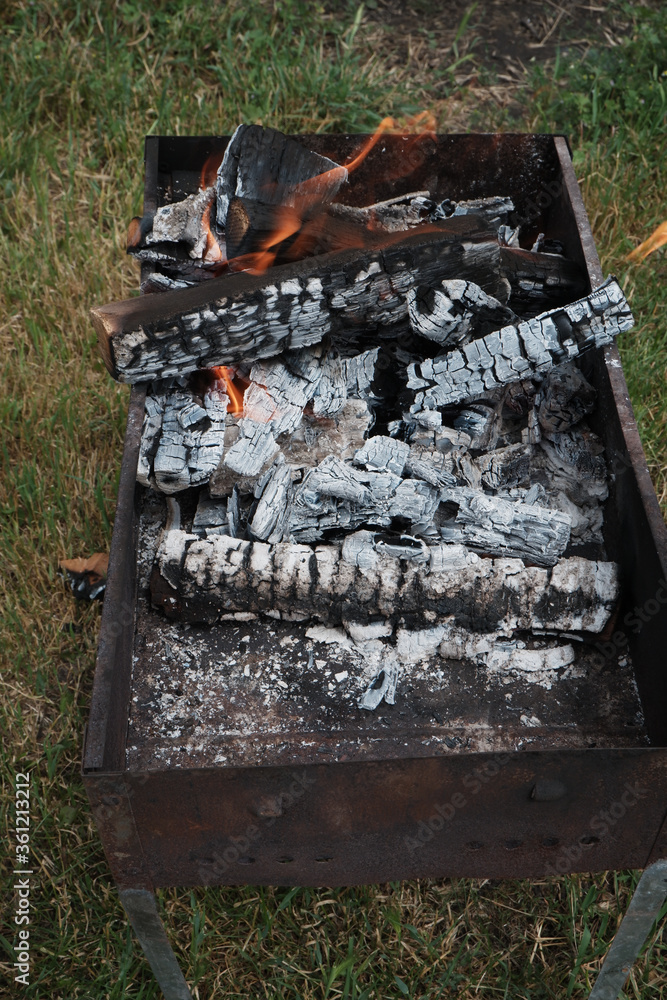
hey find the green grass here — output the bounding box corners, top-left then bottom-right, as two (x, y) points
(1, 1), (666, 998)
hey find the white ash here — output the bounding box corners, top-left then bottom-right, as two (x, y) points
(145, 186), (218, 260)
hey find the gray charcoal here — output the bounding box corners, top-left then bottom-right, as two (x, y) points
(536, 363), (597, 434)
(407, 278), (516, 347)
(438, 487), (571, 566)
(409, 277), (634, 410)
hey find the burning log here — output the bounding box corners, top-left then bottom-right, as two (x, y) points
(92, 223), (511, 384)
(215, 124), (347, 229)
(433, 195), (515, 229)
(438, 487), (571, 566)
(408, 277), (633, 411)
(150, 527), (619, 631)
(129, 186), (220, 262)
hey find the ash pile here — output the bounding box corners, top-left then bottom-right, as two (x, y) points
(94, 125), (634, 711)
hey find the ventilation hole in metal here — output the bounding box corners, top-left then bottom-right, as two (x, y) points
(466, 841), (484, 851)
(580, 835), (600, 847)
(237, 856), (255, 865)
(315, 856), (333, 863)
(504, 839), (523, 851)
(541, 837), (560, 848)
(277, 855), (294, 863)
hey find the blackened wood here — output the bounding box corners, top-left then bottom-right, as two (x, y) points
(536, 363), (597, 434)
(409, 277), (633, 410)
(216, 124), (346, 228)
(93, 221), (503, 384)
(150, 527), (619, 631)
(500, 245), (587, 313)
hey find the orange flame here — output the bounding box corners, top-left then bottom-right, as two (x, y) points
(202, 201), (224, 263)
(200, 152), (224, 191)
(628, 220), (667, 262)
(225, 112), (438, 275)
(212, 366), (245, 414)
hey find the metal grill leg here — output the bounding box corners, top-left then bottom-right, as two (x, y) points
(589, 860), (667, 1000)
(119, 888), (193, 1000)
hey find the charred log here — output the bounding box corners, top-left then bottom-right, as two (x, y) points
(150, 527), (619, 631)
(408, 277), (633, 410)
(92, 222), (506, 384)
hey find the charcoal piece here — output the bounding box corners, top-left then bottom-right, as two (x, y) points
(409, 277), (634, 411)
(407, 279), (516, 347)
(537, 427), (608, 506)
(139, 385), (228, 494)
(353, 436), (410, 476)
(433, 195), (515, 229)
(536, 363), (597, 434)
(151, 527), (620, 632)
(451, 401), (501, 451)
(311, 352), (347, 417)
(193, 493), (230, 537)
(221, 418), (278, 479)
(341, 348), (379, 399)
(438, 487), (571, 566)
(286, 457), (440, 543)
(330, 192), (434, 231)
(404, 444), (457, 488)
(216, 125), (346, 229)
(249, 460), (294, 543)
(143, 186), (218, 260)
(499, 245), (587, 312)
(93, 222), (506, 384)
(461, 442), (533, 491)
(358, 662), (399, 710)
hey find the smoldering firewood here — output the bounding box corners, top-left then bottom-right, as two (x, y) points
(438, 487), (571, 566)
(286, 456), (441, 543)
(450, 401), (501, 450)
(408, 277), (634, 411)
(407, 279), (516, 347)
(460, 442), (533, 492)
(433, 626), (576, 671)
(329, 192), (434, 232)
(353, 436), (410, 476)
(536, 363), (597, 434)
(221, 418), (279, 480)
(142, 187), (218, 261)
(150, 526), (620, 632)
(536, 427), (608, 506)
(216, 124), (346, 231)
(137, 385), (228, 493)
(193, 492), (231, 537)
(433, 195), (515, 229)
(141, 272), (195, 293)
(92, 222), (506, 384)
(499, 245), (587, 313)
(404, 444), (458, 489)
(310, 351), (347, 416)
(208, 398), (374, 497)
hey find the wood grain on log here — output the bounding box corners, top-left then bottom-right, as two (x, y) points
(408, 277), (633, 411)
(92, 222), (504, 383)
(150, 527), (619, 631)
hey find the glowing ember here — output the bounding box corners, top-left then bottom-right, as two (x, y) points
(212, 366), (244, 413)
(628, 220), (667, 262)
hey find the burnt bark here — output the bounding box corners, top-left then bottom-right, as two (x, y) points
(92, 221), (505, 384)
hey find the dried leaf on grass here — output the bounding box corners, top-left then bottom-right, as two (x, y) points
(59, 553), (109, 601)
